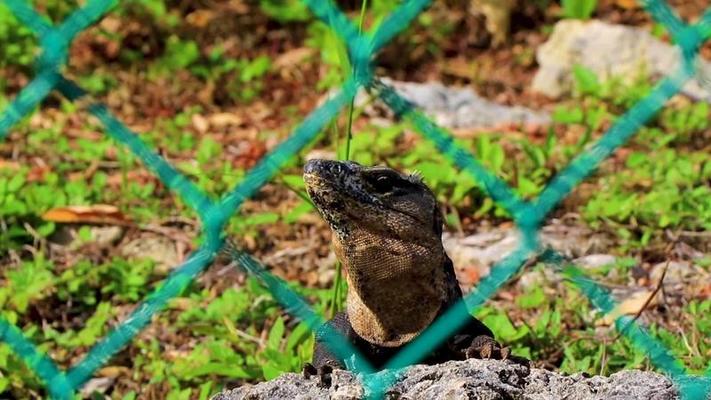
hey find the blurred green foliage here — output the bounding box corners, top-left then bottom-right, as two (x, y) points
(561, 0), (598, 20)
(0, 0), (709, 398)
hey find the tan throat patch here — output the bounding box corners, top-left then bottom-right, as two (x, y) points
(347, 287), (443, 347)
(344, 244), (447, 347)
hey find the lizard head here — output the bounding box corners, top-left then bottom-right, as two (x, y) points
(304, 159), (448, 346)
(303, 158), (443, 245)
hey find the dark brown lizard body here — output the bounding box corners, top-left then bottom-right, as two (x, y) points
(303, 159), (511, 380)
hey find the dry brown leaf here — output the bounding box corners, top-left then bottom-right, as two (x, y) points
(98, 366), (130, 378)
(599, 290), (658, 326)
(442, 57), (477, 80)
(99, 16), (122, 33)
(208, 112), (244, 128)
(0, 160), (21, 170)
(186, 9), (217, 28)
(42, 205), (131, 225)
(192, 113), (209, 133)
(470, 0), (516, 47)
(226, 0), (249, 14)
(458, 265), (481, 286)
(274, 47), (315, 69)
(106, 170), (156, 188)
(169, 298), (193, 311)
(615, 0), (639, 10)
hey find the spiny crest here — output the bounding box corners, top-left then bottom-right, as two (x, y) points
(406, 170), (423, 184)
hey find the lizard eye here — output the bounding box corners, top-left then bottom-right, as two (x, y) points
(371, 175), (394, 193)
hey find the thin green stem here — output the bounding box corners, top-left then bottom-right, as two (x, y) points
(277, 177), (316, 209)
(331, 118), (340, 158)
(343, 0), (369, 161)
(329, 261), (343, 318)
(344, 106), (354, 161)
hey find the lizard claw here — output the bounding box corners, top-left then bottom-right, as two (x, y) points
(465, 336), (532, 369)
(302, 362), (317, 378)
(302, 363), (334, 388)
(465, 335), (510, 360)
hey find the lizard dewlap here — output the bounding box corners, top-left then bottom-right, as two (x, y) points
(303, 159), (513, 380)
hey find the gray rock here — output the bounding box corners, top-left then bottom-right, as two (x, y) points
(574, 254), (617, 270)
(649, 260), (701, 284)
(378, 79), (551, 129)
(119, 233), (180, 274)
(532, 20), (711, 102)
(213, 359), (706, 400)
(336, 78), (550, 130)
(49, 225), (124, 249)
(79, 376), (114, 398)
(443, 220), (613, 284)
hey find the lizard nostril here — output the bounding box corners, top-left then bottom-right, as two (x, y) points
(304, 159), (321, 175)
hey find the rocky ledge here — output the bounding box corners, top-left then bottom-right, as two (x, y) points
(212, 359), (706, 400)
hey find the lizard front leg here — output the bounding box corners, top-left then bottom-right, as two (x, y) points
(464, 334), (511, 360)
(303, 340), (345, 387)
(303, 312), (349, 387)
(454, 334), (530, 367)
(302, 362), (336, 388)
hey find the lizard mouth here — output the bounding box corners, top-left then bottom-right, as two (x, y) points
(303, 159), (380, 210)
(303, 173), (343, 201)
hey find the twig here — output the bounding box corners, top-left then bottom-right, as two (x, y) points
(23, 221), (46, 251)
(676, 326), (698, 357)
(600, 338), (608, 376)
(222, 317), (264, 346)
(613, 257), (670, 341)
(675, 230), (711, 238)
(138, 224), (194, 246)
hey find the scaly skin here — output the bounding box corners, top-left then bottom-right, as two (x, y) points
(302, 159), (514, 384)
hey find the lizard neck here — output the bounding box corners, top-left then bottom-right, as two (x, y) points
(339, 236), (448, 347)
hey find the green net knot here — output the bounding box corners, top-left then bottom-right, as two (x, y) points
(351, 36), (374, 86)
(203, 205), (228, 248)
(515, 210), (542, 232)
(35, 30), (69, 72)
(674, 25), (702, 62)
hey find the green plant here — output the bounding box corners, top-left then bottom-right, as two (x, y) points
(0, 4), (36, 69)
(151, 35), (200, 76)
(560, 0), (597, 20)
(259, 0), (311, 23)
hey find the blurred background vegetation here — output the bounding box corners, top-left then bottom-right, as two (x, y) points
(0, 0), (709, 399)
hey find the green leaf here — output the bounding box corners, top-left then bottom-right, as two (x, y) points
(240, 56), (272, 82)
(552, 105), (584, 124)
(121, 391), (137, 400)
(7, 173), (25, 191)
(516, 286), (545, 309)
(242, 212), (280, 227)
(482, 313), (528, 342)
(78, 225), (93, 242)
(198, 382), (213, 400)
(262, 363), (282, 380)
(284, 201), (313, 224)
(267, 317), (285, 350)
(197, 137), (222, 165)
(286, 321), (311, 351)
(517, 176), (540, 197)
(260, 0), (311, 22)
(572, 65), (600, 95)
(281, 174), (306, 190)
(6, 256), (55, 313)
(162, 36), (200, 70)
(534, 310), (551, 336)
(561, 0), (597, 19)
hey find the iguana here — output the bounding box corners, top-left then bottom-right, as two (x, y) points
(302, 159), (515, 386)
